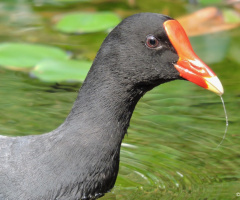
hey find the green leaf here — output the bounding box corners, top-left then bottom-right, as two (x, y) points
(223, 9), (240, 23)
(198, 0), (222, 5)
(31, 59), (92, 82)
(0, 43), (68, 69)
(55, 12), (121, 33)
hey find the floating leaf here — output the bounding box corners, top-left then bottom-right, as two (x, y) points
(223, 9), (240, 23)
(31, 59), (92, 82)
(198, 0), (222, 5)
(31, 0), (91, 6)
(178, 7), (240, 37)
(55, 12), (121, 33)
(0, 43), (68, 70)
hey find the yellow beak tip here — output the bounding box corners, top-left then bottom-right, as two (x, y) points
(205, 76), (224, 96)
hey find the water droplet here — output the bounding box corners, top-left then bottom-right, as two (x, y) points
(216, 95), (228, 148)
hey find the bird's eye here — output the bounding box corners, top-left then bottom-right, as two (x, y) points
(145, 35), (160, 49)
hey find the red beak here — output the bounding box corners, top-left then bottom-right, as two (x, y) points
(163, 20), (224, 96)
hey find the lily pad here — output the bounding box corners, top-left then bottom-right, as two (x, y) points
(199, 0), (222, 5)
(0, 43), (68, 70)
(31, 59), (92, 82)
(223, 9), (240, 23)
(55, 12), (121, 34)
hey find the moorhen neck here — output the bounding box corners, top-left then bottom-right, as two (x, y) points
(0, 13), (223, 200)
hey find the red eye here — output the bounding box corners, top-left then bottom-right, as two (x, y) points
(145, 35), (160, 49)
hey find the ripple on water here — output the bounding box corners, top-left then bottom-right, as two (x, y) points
(111, 142), (218, 199)
(103, 84), (237, 200)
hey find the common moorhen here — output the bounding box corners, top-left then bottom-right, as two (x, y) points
(0, 13), (223, 200)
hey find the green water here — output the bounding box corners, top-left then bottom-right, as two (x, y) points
(0, 0), (240, 199)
